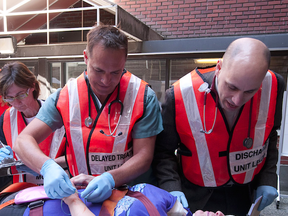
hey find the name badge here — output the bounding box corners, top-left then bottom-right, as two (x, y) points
(89, 148), (133, 175)
(229, 143), (268, 174)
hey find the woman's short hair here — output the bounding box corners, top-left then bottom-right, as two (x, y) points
(0, 61), (40, 100)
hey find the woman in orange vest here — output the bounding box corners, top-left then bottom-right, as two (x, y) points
(0, 61), (66, 188)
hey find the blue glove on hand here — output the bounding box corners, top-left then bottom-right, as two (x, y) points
(0, 145), (13, 162)
(255, 185), (278, 211)
(40, 159), (75, 199)
(170, 191), (189, 208)
(81, 172), (115, 203)
(16, 164), (39, 176)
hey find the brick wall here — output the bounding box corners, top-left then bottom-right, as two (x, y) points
(113, 0), (288, 39)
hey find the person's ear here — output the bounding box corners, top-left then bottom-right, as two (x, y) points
(215, 59), (222, 77)
(30, 83), (35, 92)
(83, 50), (88, 65)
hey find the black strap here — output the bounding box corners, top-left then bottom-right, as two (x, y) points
(28, 200), (44, 216)
(176, 143), (192, 157)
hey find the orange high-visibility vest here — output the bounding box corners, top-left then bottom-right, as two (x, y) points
(3, 105), (65, 184)
(56, 71), (147, 176)
(174, 67), (277, 187)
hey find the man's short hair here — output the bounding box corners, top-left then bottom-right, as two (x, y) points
(86, 24), (128, 57)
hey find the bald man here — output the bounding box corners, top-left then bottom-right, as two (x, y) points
(153, 38), (285, 216)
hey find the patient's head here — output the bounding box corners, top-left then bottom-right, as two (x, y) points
(194, 210), (225, 216)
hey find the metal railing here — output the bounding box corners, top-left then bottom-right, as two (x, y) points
(0, 0), (117, 44)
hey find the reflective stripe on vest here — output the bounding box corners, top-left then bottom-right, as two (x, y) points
(9, 107), (19, 154)
(67, 78), (87, 175)
(176, 69), (276, 186)
(112, 74), (141, 153)
(179, 72), (216, 187)
(49, 126), (65, 159)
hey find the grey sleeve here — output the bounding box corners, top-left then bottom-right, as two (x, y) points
(254, 72), (285, 188)
(152, 86), (183, 192)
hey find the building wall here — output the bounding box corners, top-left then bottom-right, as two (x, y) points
(113, 0), (288, 39)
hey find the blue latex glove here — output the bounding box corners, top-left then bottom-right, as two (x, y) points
(255, 185), (278, 211)
(170, 191), (189, 208)
(0, 145), (13, 161)
(40, 159), (76, 199)
(81, 172), (115, 203)
(16, 164), (39, 176)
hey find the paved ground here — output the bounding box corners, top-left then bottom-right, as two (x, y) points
(261, 196), (288, 216)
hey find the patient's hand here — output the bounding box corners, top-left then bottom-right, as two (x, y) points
(70, 173), (95, 189)
(62, 181), (95, 216)
(63, 174), (96, 205)
(194, 210), (225, 216)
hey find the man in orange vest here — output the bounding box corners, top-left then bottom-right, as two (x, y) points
(13, 24), (163, 203)
(153, 38), (284, 216)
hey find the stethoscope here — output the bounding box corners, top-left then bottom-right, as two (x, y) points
(198, 76), (218, 135)
(198, 76), (253, 149)
(84, 73), (123, 138)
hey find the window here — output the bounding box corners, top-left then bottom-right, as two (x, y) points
(66, 62), (87, 81)
(51, 62), (61, 91)
(125, 59), (166, 103)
